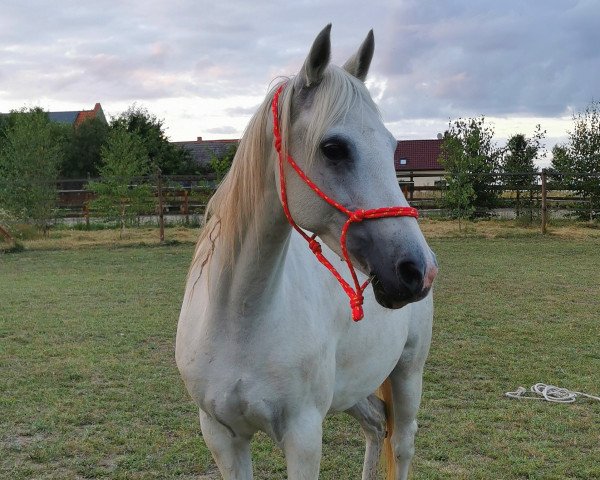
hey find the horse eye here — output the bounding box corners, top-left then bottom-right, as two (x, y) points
(321, 142), (349, 162)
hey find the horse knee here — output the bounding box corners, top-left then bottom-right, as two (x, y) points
(391, 419), (418, 461)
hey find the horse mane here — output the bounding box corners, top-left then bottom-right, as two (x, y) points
(190, 66), (379, 274)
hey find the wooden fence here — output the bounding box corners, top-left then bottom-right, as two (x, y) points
(57, 175), (216, 226)
(54, 170), (599, 234)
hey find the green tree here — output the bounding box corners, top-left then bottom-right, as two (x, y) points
(0, 114), (9, 144)
(110, 105), (194, 175)
(210, 143), (238, 182)
(0, 108), (62, 235)
(502, 125), (546, 218)
(61, 118), (109, 178)
(88, 128), (153, 236)
(551, 101), (600, 220)
(439, 116), (502, 223)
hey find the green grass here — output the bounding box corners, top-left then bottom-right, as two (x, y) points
(418, 238), (600, 479)
(1, 237), (599, 479)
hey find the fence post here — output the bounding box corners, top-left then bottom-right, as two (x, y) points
(0, 224), (14, 243)
(183, 189), (189, 224)
(83, 201), (90, 229)
(541, 169), (548, 234)
(156, 170), (165, 243)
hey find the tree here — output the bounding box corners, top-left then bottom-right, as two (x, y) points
(0, 114), (9, 144)
(551, 101), (600, 220)
(210, 143), (238, 182)
(87, 128), (153, 236)
(60, 118), (109, 178)
(439, 116), (502, 223)
(502, 125), (546, 218)
(0, 108), (62, 235)
(110, 105), (194, 175)
(438, 133), (475, 229)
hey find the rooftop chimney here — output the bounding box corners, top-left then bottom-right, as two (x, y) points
(197, 136), (203, 142)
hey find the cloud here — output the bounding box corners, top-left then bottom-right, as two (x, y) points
(1, 0), (597, 145)
(206, 126), (239, 135)
(225, 105), (261, 116)
(377, 0), (600, 121)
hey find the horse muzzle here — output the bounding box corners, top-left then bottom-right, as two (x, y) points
(370, 252), (438, 309)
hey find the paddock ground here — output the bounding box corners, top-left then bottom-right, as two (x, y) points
(1, 227), (599, 479)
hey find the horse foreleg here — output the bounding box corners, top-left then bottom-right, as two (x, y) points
(346, 394), (387, 480)
(280, 409), (323, 480)
(199, 409), (253, 480)
(387, 364), (426, 480)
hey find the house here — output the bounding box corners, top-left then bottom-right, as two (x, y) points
(173, 137), (239, 168)
(171, 136), (446, 184)
(48, 103), (107, 126)
(394, 139), (445, 186)
(0, 102), (107, 126)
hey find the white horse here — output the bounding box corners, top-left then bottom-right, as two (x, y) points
(176, 25), (438, 480)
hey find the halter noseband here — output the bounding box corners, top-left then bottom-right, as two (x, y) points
(271, 84), (419, 321)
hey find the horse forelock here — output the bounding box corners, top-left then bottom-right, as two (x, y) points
(190, 66), (379, 275)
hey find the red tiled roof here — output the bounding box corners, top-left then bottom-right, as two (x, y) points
(75, 110), (96, 124)
(74, 103), (105, 126)
(394, 139), (444, 171)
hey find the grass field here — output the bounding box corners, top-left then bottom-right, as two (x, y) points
(1, 227), (599, 479)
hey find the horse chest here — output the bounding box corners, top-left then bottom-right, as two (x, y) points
(330, 311), (411, 410)
(178, 315), (336, 436)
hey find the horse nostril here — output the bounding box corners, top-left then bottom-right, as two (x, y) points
(396, 260), (424, 295)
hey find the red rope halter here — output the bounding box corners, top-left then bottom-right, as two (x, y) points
(271, 84), (419, 321)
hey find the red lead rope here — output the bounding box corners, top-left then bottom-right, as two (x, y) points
(271, 85), (419, 321)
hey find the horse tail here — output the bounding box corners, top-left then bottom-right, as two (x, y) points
(377, 378), (396, 480)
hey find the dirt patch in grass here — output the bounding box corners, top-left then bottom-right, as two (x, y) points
(7, 219), (599, 253)
(18, 226), (201, 251)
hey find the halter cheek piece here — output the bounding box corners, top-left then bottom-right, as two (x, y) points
(271, 84), (419, 321)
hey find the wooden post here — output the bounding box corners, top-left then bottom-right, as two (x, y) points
(85, 173), (91, 229)
(184, 189), (190, 224)
(541, 169), (548, 234)
(409, 172), (414, 201)
(157, 170), (165, 243)
(0, 224), (14, 243)
(83, 201), (90, 229)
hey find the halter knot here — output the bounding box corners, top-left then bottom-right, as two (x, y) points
(350, 209), (366, 223)
(308, 238), (322, 254)
(350, 293), (364, 321)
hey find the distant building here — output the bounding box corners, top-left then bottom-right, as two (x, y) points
(394, 139), (445, 186)
(171, 136), (446, 184)
(0, 102), (107, 126)
(173, 137), (239, 168)
(48, 103), (107, 126)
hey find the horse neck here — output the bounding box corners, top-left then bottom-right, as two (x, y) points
(208, 165), (291, 316)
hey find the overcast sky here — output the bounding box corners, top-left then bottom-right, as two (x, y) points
(1, 0), (599, 162)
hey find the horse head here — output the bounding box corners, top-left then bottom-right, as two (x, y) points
(274, 25), (438, 311)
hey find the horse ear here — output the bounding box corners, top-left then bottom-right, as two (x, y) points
(343, 30), (375, 82)
(300, 24), (332, 87)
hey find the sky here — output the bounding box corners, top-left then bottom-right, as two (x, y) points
(1, 0), (599, 165)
